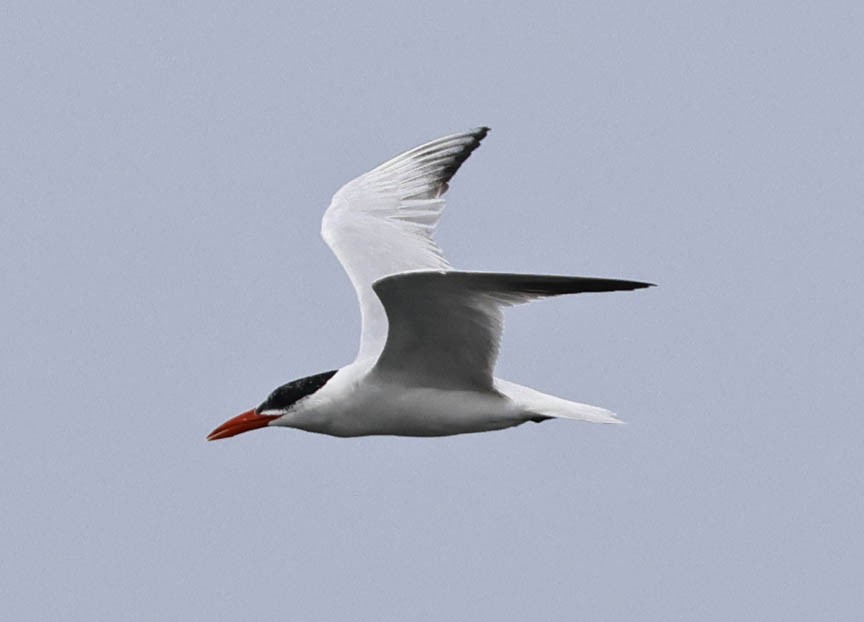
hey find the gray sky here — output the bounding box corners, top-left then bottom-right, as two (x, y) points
(3, 2), (862, 620)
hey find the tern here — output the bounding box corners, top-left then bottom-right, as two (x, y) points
(207, 127), (653, 441)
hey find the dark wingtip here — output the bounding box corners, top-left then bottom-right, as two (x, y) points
(470, 126), (490, 146)
(437, 127), (491, 187)
(632, 281), (656, 290)
(553, 277), (656, 293)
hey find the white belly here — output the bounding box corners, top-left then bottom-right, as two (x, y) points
(288, 371), (526, 437)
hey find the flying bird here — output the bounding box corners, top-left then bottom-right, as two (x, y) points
(207, 127), (653, 440)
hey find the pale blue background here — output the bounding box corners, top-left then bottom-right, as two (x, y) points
(3, 2), (862, 620)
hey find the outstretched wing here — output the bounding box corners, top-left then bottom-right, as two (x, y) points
(369, 271), (654, 391)
(321, 127), (489, 363)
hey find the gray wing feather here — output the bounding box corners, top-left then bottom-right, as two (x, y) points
(371, 270), (653, 390)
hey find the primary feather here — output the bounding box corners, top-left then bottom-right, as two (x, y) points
(321, 127), (489, 363)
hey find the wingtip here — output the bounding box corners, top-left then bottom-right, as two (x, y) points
(623, 280), (656, 291)
(470, 126), (490, 145)
(457, 126), (490, 152)
(431, 127), (491, 189)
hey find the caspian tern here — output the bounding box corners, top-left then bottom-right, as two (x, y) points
(207, 127), (653, 441)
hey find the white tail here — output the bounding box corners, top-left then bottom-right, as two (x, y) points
(496, 379), (623, 424)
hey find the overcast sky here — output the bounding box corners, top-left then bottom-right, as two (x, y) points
(3, 2), (863, 620)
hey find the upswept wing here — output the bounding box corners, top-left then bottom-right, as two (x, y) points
(370, 271), (654, 391)
(321, 128), (489, 363)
